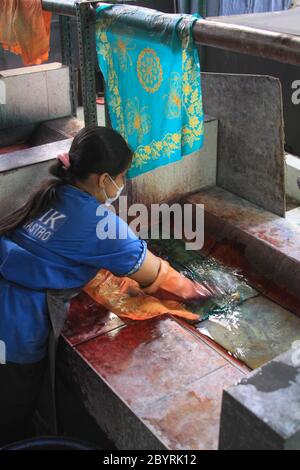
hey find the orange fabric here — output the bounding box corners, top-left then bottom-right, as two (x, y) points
(0, 0), (52, 65)
(84, 269), (200, 323)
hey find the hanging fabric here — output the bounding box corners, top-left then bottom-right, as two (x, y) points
(0, 0), (52, 66)
(177, 0), (206, 15)
(95, 4), (204, 179)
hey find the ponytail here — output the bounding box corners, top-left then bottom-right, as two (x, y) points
(0, 160), (68, 235)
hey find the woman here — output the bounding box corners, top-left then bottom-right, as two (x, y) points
(0, 126), (209, 444)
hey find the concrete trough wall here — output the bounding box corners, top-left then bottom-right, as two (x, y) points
(0, 63), (72, 147)
(0, 139), (72, 217)
(0, 117), (218, 217)
(129, 116), (218, 206)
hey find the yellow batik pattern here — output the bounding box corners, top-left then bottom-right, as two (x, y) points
(137, 48), (163, 94)
(96, 13), (204, 174)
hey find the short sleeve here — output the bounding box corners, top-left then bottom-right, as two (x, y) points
(76, 209), (148, 277)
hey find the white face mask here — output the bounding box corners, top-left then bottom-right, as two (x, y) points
(103, 174), (124, 206)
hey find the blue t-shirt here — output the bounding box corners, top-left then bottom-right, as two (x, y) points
(0, 185), (147, 364)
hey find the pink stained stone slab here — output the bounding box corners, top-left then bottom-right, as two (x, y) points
(185, 187), (300, 261)
(76, 316), (229, 413)
(140, 364), (245, 450)
(63, 291), (125, 347)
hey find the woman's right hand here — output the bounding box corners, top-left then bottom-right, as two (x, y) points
(142, 258), (213, 303)
(130, 252), (213, 303)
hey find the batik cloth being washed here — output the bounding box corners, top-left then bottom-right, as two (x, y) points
(0, 0), (52, 65)
(84, 269), (200, 323)
(148, 239), (258, 321)
(82, 237), (256, 324)
(95, 4), (204, 178)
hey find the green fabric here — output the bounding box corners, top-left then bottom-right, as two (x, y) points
(148, 239), (257, 321)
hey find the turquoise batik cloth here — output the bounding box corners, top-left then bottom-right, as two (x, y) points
(95, 4), (204, 179)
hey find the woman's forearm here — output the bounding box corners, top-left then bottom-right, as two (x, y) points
(129, 250), (161, 287)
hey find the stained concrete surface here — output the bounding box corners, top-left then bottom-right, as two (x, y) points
(201, 73), (286, 216)
(64, 291), (125, 347)
(61, 315), (245, 449)
(184, 187), (300, 303)
(198, 295), (300, 369)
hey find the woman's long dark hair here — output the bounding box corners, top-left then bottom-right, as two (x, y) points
(0, 126), (133, 235)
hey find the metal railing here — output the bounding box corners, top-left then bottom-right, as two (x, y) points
(42, 0), (300, 126)
(193, 19), (300, 66)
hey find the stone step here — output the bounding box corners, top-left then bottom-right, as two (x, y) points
(182, 186), (300, 307)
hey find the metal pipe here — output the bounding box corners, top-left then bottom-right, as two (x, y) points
(42, 0), (78, 16)
(42, 1), (300, 66)
(42, 0), (97, 16)
(193, 19), (300, 66)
